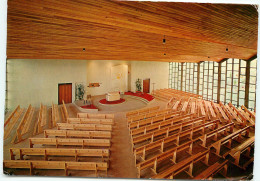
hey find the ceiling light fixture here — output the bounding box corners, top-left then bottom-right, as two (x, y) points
(163, 35), (166, 44)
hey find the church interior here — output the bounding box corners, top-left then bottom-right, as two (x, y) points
(2, 0), (258, 180)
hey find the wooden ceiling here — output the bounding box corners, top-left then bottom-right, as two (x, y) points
(7, 0), (258, 62)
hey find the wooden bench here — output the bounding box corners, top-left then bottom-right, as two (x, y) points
(77, 113), (114, 119)
(130, 114), (194, 137)
(228, 102), (247, 126)
(134, 120), (219, 160)
(33, 103), (47, 135)
(198, 122), (234, 147)
(152, 150), (210, 179)
(4, 105), (24, 140)
(227, 136), (255, 169)
(128, 112), (182, 130)
(10, 148), (109, 161)
(57, 123), (112, 131)
(210, 126), (250, 156)
(126, 106), (160, 118)
(132, 116), (206, 145)
(127, 109), (173, 123)
(237, 107), (255, 126)
(241, 105), (255, 120)
(29, 138), (111, 148)
(44, 129), (112, 139)
(51, 103), (60, 127)
(4, 105), (21, 127)
(136, 140), (194, 178)
(61, 100), (69, 122)
(4, 160), (108, 176)
(15, 104), (35, 143)
(67, 118), (114, 125)
(172, 101), (181, 111)
(215, 103), (229, 121)
(194, 160), (228, 180)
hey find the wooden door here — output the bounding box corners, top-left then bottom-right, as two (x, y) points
(58, 83), (72, 104)
(143, 79), (150, 93)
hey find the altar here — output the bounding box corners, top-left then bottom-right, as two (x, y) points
(106, 91), (120, 101)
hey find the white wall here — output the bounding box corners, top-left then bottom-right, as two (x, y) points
(6, 59), (169, 110)
(111, 64), (128, 93)
(7, 59), (87, 110)
(130, 61), (169, 93)
(86, 60), (130, 96)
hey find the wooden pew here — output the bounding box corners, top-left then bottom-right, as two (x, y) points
(4, 160), (108, 176)
(130, 114), (194, 137)
(207, 101), (217, 119)
(15, 104), (35, 143)
(210, 126), (250, 156)
(194, 160), (228, 180)
(4, 105), (21, 127)
(44, 129), (112, 139)
(198, 122), (234, 147)
(227, 136), (255, 169)
(172, 101), (181, 111)
(136, 140), (194, 178)
(132, 116), (206, 145)
(225, 104), (243, 125)
(4, 106), (24, 140)
(151, 150), (210, 179)
(62, 100), (69, 122)
(128, 111), (182, 130)
(67, 118), (113, 125)
(126, 106), (160, 118)
(237, 108), (255, 126)
(127, 109), (173, 123)
(241, 105), (255, 120)
(215, 104), (229, 121)
(33, 104), (47, 135)
(134, 120), (219, 160)
(29, 138), (111, 148)
(51, 103), (60, 127)
(57, 123), (112, 131)
(228, 102), (247, 126)
(10, 148), (109, 161)
(77, 113), (114, 119)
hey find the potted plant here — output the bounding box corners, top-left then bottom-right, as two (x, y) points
(135, 78), (142, 93)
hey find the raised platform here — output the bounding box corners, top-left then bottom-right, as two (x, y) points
(99, 98), (126, 105)
(124, 92), (154, 102)
(73, 101), (99, 113)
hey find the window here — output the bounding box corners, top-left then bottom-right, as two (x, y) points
(248, 58), (257, 110)
(169, 58), (257, 110)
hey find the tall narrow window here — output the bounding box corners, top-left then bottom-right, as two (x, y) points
(239, 60), (246, 107)
(212, 62), (219, 102)
(220, 60), (227, 103)
(249, 58), (257, 110)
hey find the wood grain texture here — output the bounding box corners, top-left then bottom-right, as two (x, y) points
(7, 0), (258, 62)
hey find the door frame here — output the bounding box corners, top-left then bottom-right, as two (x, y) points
(58, 83), (72, 104)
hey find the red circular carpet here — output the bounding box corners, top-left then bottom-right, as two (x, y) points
(80, 104), (98, 109)
(99, 98), (125, 105)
